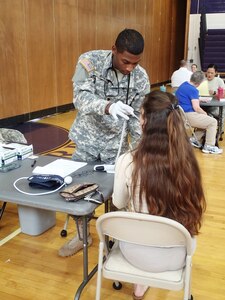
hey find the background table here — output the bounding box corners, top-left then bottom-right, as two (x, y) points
(0, 155), (114, 300)
(200, 99), (225, 142)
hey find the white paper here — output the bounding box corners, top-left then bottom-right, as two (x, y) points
(199, 96), (212, 102)
(32, 159), (87, 177)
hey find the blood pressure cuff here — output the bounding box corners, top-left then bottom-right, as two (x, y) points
(60, 182), (99, 202)
(28, 174), (64, 190)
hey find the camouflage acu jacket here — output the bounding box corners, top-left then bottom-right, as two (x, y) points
(69, 50), (150, 163)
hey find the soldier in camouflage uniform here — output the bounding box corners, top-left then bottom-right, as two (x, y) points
(59, 29), (150, 257)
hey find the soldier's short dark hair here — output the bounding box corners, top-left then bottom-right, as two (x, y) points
(115, 29), (144, 55)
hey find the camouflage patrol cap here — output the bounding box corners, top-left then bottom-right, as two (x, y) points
(0, 128), (27, 144)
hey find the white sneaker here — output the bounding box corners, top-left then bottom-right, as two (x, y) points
(189, 137), (202, 149)
(202, 144), (223, 154)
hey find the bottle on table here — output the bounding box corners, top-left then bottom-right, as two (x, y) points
(217, 87), (224, 100)
(160, 85), (166, 92)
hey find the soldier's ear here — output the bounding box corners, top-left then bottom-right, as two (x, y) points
(112, 45), (117, 55)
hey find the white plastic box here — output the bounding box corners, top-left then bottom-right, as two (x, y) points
(17, 205), (56, 235)
(4, 143), (33, 160)
(0, 146), (18, 167)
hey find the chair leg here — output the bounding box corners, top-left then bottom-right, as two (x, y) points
(188, 274), (193, 300)
(112, 281), (122, 290)
(60, 214), (70, 237)
(95, 242), (104, 300)
(0, 202), (7, 220)
(184, 260), (192, 300)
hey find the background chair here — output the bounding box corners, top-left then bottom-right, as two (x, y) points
(95, 211), (194, 300)
(178, 105), (202, 147)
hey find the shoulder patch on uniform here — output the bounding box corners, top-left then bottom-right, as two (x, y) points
(79, 58), (95, 73)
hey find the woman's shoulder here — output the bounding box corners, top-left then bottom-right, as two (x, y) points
(211, 76), (223, 84)
(115, 152), (134, 174)
(117, 151), (134, 165)
(217, 77), (225, 86)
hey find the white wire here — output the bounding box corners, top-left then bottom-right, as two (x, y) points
(13, 177), (66, 196)
(115, 120), (127, 164)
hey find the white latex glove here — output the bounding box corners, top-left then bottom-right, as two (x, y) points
(108, 101), (134, 121)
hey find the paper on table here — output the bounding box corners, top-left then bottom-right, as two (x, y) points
(32, 158), (87, 178)
(219, 98), (225, 102)
(199, 96), (212, 102)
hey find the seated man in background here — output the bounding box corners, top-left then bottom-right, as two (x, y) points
(191, 63), (198, 73)
(171, 59), (192, 91)
(175, 71), (223, 155)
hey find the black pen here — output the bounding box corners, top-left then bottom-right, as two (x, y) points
(31, 160), (37, 168)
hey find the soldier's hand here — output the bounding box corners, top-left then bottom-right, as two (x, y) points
(109, 101), (134, 121)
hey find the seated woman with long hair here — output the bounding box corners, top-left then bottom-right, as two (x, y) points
(112, 90), (206, 300)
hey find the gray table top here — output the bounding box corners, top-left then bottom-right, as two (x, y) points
(0, 156), (114, 216)
(200, 99), (225, 107)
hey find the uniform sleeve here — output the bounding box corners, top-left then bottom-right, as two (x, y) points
(112, 154), (131, 209)
(72, 56), (108, 115)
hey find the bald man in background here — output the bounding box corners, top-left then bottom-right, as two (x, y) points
(171, 59), (192, 92)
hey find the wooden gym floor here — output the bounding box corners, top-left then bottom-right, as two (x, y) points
(0, 110), (225, 300)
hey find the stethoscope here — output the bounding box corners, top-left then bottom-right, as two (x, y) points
(98, 67), (131, 105)
(104, 68), (136, 163)
(92, 66), (136, 163)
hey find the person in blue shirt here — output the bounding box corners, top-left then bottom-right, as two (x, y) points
(175, 71), (223, 154)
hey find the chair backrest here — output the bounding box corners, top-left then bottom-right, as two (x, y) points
(178, 105), (189, 128)
(96, 211), (193, 255)
(178, 105), (197, 138)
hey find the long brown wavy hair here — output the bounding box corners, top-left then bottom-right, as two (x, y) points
(131, 90), (206, 235)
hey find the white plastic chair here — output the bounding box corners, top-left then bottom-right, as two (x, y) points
(178, 105), (200, 142)
(95, 211), (194, 300)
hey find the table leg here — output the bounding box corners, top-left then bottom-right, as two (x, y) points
(74, 215), (90, 300)
(74, 200), (111, 300)
(218, 107), (224, 141)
